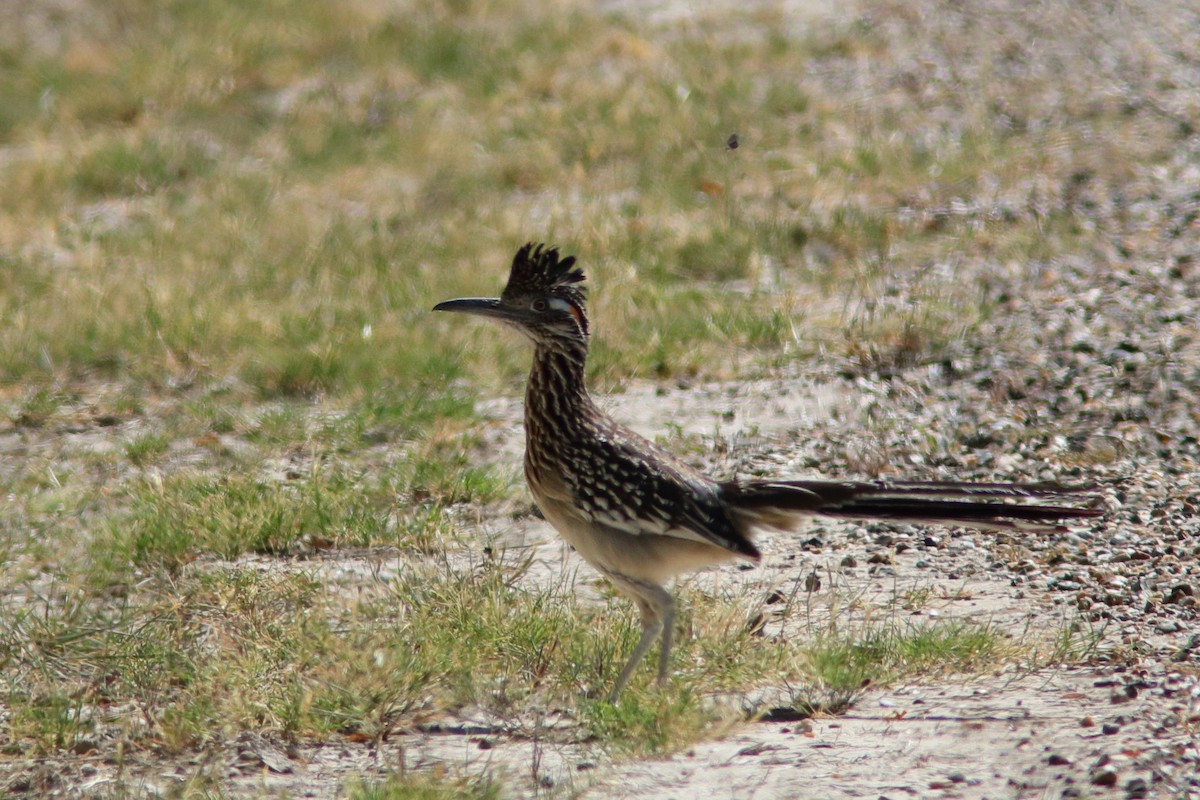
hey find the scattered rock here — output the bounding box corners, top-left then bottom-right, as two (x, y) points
(1124, 777), (1150, 798)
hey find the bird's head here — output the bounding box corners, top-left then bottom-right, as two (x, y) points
(433, 243), (589, 348)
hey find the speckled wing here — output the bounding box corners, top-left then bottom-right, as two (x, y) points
(558, 429), (760, 560)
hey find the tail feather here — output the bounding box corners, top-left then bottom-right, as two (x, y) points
(722, 478), (1104, 533)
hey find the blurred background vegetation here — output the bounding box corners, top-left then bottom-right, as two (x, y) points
(7, 0), (1189, 413)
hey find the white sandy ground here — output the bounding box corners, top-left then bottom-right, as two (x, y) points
(194, 664), (1198, 800)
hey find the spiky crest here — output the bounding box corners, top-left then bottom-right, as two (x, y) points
(501, 243), (588, 334)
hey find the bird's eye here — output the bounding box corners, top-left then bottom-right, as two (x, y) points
(532, 299), (548, 312)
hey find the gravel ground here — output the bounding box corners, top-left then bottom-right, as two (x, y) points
(460, 357), (1200, 798)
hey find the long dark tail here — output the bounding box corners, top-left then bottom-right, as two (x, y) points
(721, 479), (1105, 533)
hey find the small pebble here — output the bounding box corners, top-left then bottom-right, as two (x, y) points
(1125, 777), (1149, 798)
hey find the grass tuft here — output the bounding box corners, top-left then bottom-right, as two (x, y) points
(782, 619), (1006, 716)
(349, 772), (503, 800)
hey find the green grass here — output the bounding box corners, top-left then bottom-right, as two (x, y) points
(348, 773), (503, 800)
(95, 435), (513, 572)
(0, 544), (1011, 763)
(6, 388), (75, 428)
(786, 620), (1004, 713)
(124, 429), (172, 466)
(3, 0), (1152, 400)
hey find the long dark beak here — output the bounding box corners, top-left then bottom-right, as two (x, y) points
(432, 297), (509, 320)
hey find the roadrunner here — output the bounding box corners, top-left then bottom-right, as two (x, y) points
(434, 243), (1103, 700)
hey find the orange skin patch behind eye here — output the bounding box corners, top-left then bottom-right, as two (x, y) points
(567, 301), (585, 328)
(549, 296), (587, 332)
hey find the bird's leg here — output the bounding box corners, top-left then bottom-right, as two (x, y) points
(656, 593), (675, 686)
(609, 611), (659, 702)
(608, 582), (674, 702)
